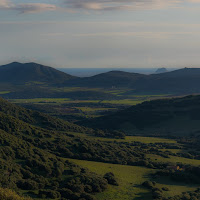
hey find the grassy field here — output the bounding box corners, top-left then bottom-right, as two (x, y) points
(0, 91), (10, 94)
(98, 136), (177, 144)
(52, 87), (131, 95)
(10, 98), (145, 105)
(155, 177), (198, 198)
(71, 133), (177, 144)
(147, 154), (200, 166)
(160, 149), (182, 154)
(76, 107), (117, 112)
(102, 99), (145, 105)
(9, 93), (170, 106)
(67, 158), (153, 200)
(10, 98), (71, 104)
(67, 158), (198, 200)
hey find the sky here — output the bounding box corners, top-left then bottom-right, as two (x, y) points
(1, 0), (200, 68)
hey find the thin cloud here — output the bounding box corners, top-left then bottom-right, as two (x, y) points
(14, 3), (57, 14)
(74, 31), (200, 39)
(63, 0), (200, 11)
(0, 0), (12, 9)
(63, 0), (179, 11)
(0, 0), (200, 14)
(0, 0), (57, 13)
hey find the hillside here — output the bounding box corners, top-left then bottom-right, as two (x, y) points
(79, 95), (200, 136)
(0, 98), (164, 199)
(66, 70), (146, 88)
(0, 99), (200, 200)
(0, 128), (108, 200)
(1, 63), (200, 96)
(0, 62), (75, 84)
(126, 68), (200, 94)
(0, 98), (113, 199)
(65, 68), (200, 94)
(0, 97), (91, 133)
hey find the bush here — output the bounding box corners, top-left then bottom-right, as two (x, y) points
(17, 179), (38, 190)
(142, 181), (155, 189)
(38, 190), (61, 199)
(104, 172), (118, 186)
(0, 188), (32, 200)
(162, 187), (169, 191)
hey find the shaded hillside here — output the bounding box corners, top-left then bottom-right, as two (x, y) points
(1, 99), (200, 200)
(1, 62), (200, 95)
(0, 129), (108, 200)
(0, 98), (165, 199)
(66, 68), (200, 94)
(78, 95), (200, 136)
(0, 98), (110, 199)
(0, 62), (75, 84)
(66, 70), (146, 88)
(0, 98), (88, 132)
(126, 68), (200, 94)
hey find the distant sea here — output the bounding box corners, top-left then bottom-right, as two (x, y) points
(57, 68), (178, 77)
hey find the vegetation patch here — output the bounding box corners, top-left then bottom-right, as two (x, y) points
(67, 158), (154, 200)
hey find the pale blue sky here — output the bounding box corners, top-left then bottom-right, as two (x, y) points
(1, 0), (200, 68)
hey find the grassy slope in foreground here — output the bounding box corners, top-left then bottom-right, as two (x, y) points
(67, 158), (153, 200)
(68, 158), (199, 200)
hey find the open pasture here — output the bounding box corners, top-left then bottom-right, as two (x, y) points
(72, 133), (177, 144)
(67, 158), (198, 200)
(67, 158), (154, 200)
(147, 154), (200, 166)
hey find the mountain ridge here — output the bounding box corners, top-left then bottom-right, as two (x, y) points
(0, 62), (76, 84)
(2, 62), (200, 95)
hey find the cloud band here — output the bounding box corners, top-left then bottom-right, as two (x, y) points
(0, 0), (200, 14)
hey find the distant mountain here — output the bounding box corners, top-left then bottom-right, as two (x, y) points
(66, 70), (146, 88)
(124, 68), (200, 94)
(0, 62), (75, 84)
(58, 68), (158, 77)
(154, 67), (200, 78)
(78, 95), (200, 136)
(155, 68), (168, 74)
(64, 67), (200, 94)
(1, 62), (200, 95)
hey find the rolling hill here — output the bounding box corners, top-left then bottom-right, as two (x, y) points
(0, 96), (200, 200)
(0, 97), (91, 132)
(127, 68), (200, 94)
(66, 68), (200, 94)
(0, 98), (112, 199)
(1, 62), (200, 96)
(0, 97), (167, 199)
(0, 62), (75, 84)
(78, 95), (200, 136)
(66, 70), (146, 88)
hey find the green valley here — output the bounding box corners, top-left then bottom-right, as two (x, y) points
(0, 63), (199, 200)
